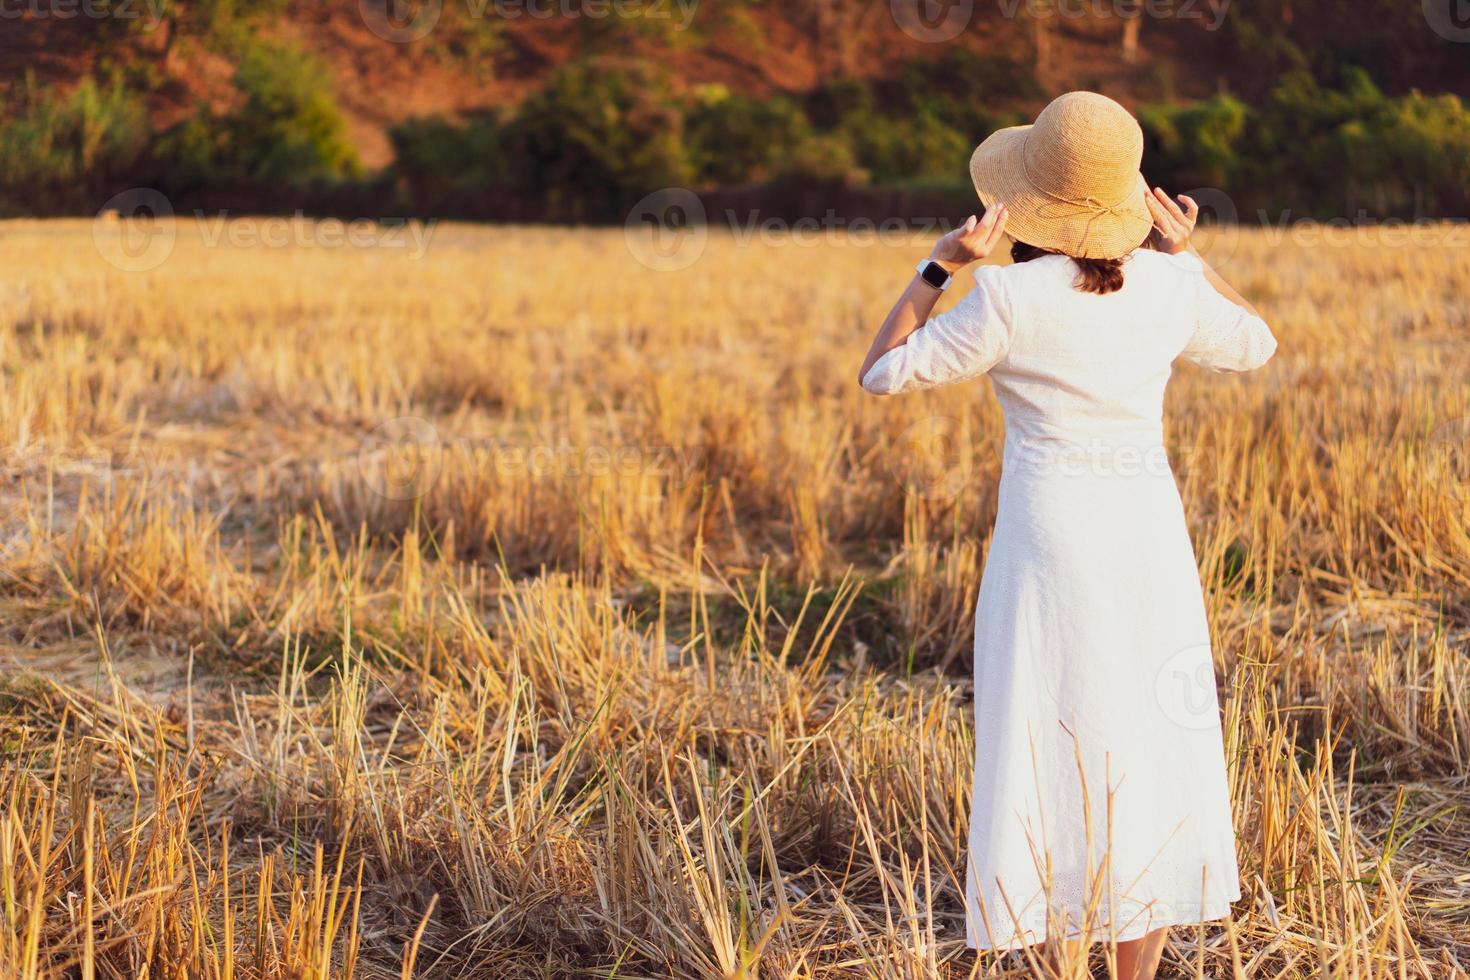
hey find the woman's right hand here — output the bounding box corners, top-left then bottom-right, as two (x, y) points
(1146, 187), (1199, 255)
(929, 205), (1008, 272)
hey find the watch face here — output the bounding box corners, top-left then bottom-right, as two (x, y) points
(920, 262), (949, 288)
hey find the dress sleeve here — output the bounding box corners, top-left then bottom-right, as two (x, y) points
(861, 264), (1013, 395)
(1175, 252), (1278, 372)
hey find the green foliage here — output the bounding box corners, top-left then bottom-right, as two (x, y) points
(390, 114), (507, 190)
(1142, 70), (1470, 217)
(1139, 94), (1250, 190)
(7, 28), (1470, 222)
(894, 50), (1041, 141)
(1259, 69), (1470, 215)
(685, 88), (814, 185)
(806, 78), (877, 131)
(838, 110), (967, 184)
(0, 76), (146, 206)
(498, 61), (692, 218)
(798, 51), (1033, 185)
(420, 12), (506, 74)
(773, 131), (865, 186)
(137, 0), (291, 55)
(227, 41), (361, 183)
(157, 40), (360, 192)
(383, 52), (1470, 219)
(1219, 0), (1462, 97)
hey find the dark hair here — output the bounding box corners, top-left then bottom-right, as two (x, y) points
(1010, 240), (1128, 295)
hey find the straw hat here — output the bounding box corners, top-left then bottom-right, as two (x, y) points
(969, 91), (1152, 260)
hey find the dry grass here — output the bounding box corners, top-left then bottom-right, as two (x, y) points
(1, 216), (1468, 978)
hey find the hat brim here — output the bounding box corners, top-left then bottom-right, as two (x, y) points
(969, 125), (1153, 261)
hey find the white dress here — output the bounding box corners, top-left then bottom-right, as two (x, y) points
(862, 249), (1276, 951)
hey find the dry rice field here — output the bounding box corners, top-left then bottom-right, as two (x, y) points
(2, 216), (1469, 978)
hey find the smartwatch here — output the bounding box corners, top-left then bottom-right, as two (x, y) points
(915, 259), (952, 291)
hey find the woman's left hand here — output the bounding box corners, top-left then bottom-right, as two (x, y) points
(1146, 187), (1199, 255)
(929, 205), (1008, 272)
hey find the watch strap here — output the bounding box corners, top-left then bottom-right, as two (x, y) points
(915, 259), (952, 290)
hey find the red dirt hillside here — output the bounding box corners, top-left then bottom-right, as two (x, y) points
(0, 1), (1236, 169)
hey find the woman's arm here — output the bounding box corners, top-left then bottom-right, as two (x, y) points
(857, 206), (1009, 386)
(1153, 187), (1276, 372)
(1146, 187), (1259, 316)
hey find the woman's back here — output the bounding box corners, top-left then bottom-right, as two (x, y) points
(989, 249), (1275, 460)
(861, 249), (1277, 467)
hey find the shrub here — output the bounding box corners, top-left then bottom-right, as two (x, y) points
(1258, 68), (1470, 216)
(386, 113), (511, 215)
(1138, 94), (1251, 191)
(685, 88), (814, 185)
(1138, 69), (1470, 218)
(805, 78), (878, 131)
(837, 110), (968, 184)
(228, 41), (360, 184)
(894, 50), (1041, 141)
(156, 40), (360, 193)
(0, 75), (146, 210)
(499, 61), (692, 220)
(773, 131), (866, 187)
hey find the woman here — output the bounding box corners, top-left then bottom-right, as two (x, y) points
(858, 92), (1275, 978)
